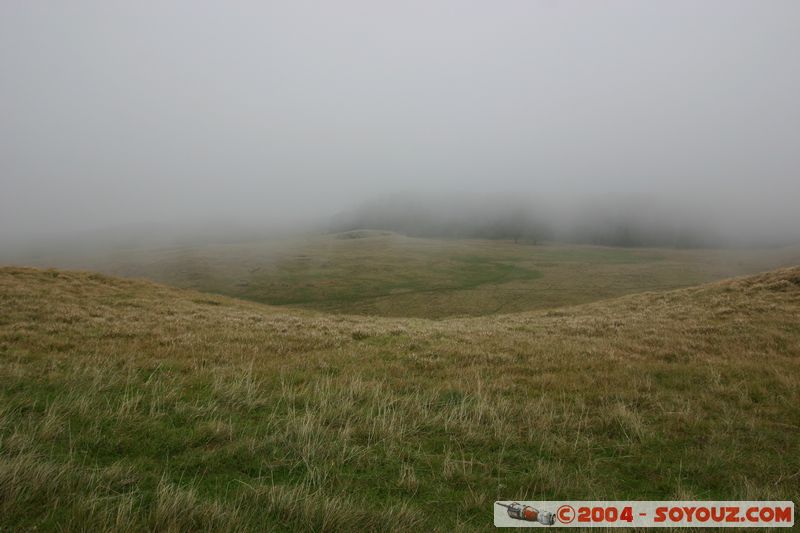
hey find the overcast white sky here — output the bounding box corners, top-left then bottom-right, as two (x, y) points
(1, 1), (799, 245)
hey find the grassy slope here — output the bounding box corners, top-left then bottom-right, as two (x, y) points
(1, 266), (799, 531)
(21, 232), (800, 318)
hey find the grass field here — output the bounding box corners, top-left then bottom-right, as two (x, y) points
(1, 264), (799, 530)
(19, 231), (800, 318)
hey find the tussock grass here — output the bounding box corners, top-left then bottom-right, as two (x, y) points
(1, 266), (799, 530)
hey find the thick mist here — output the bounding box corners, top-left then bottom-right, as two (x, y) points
(2, 1), (799, 252)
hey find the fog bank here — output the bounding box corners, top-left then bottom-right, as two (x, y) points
(2, 1), (799, 250)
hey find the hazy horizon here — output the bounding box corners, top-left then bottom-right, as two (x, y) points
(2, 1), (799, 249)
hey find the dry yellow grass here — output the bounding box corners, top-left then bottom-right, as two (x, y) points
(1, 265), (799, 530)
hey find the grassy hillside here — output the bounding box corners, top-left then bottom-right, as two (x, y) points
(1, 266), (799, 530)
(16, 232), (800, 318)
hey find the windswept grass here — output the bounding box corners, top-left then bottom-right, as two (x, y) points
(1, 266), (799, 530)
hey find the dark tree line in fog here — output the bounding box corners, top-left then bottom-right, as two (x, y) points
(329, 195), (725, 248)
